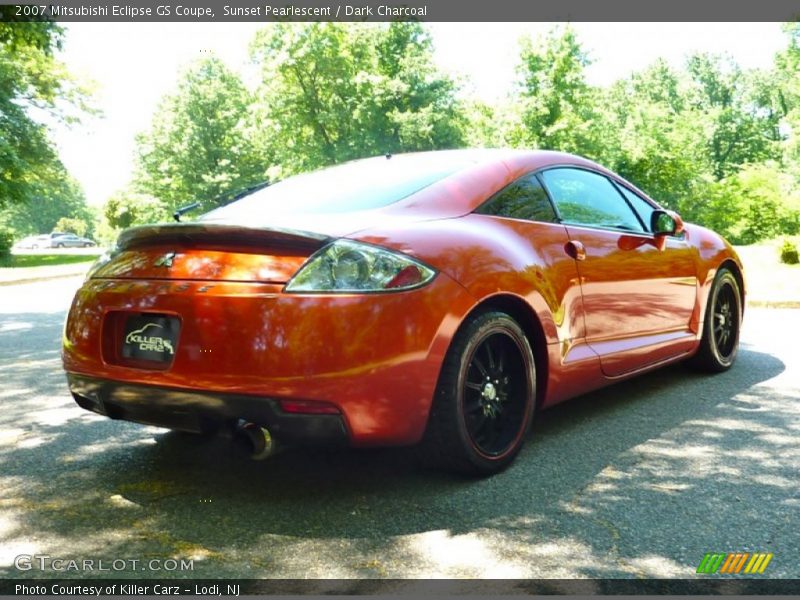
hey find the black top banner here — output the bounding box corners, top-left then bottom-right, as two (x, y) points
(1, 0), (799, 22)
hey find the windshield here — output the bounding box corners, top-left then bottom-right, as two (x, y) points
(200, 152), (481, 223)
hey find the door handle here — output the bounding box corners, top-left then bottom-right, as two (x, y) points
(565, 240), (586, 261)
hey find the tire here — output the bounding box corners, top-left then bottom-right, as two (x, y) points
(55, 243), (64, 249)
(688, 267), (742, 372)
(419, 311), (536, 476)
(83, 243), (91, 248)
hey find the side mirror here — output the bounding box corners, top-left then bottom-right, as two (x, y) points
(651, 209), (684, 236)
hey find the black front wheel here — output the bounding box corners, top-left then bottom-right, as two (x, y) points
(419, 311), (536, 475)
(688, 267), (742, 372)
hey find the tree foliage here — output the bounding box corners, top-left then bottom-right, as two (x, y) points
(0, 17), (91, 210)
(499, 26), (800, 243)
(0, 226), (13, 264)
(697, 164), (800, 244)
(133, 57), (268, 213)
(775, 23), (800, 179)
(103, 188), (169, 230)
(0, 175), (94, 238)
(686, 53), (782, 179)
(507, 26), (603, 157)
(54, 216), (88, 237)
(7, 20), (792, 248)
(600, 60), (710, 213)
(249, 22), (465, 174)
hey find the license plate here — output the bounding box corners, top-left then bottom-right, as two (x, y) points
(121, 315), (180, 364)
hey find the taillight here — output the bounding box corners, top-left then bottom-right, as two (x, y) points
(284, 239), (436, 293)
(385, 265), (426, 289)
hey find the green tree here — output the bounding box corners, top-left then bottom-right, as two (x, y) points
(134, 56), (268, 212)
(250, 22), (465, 174)
(506, 26), (604, 157)
(0, 175), (95, 238)
(600, 60), (710, 212)
(686, 53), (783, 180)
(0, 16), (92, 209)
(0, 226), (13, 264)
(103, 188), (169, 230)
(54, 216), (88, 237)
(697, 163), (800, 244)
(774, 23), (800, 179)
(462, 100), (509, 148)
(372, 22), (466, 152)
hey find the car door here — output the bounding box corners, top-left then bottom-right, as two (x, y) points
(474, 172), (586, 347)
(539, 167), (698, 377)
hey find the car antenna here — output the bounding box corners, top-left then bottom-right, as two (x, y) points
(173, 202), (201, 222)
(172, 182), (272, 222)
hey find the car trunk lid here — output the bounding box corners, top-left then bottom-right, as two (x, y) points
(91, 223), (329, 284)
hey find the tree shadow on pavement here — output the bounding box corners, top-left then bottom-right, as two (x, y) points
(0, 313), (793, 578)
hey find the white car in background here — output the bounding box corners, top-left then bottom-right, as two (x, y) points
(13, 235), (53, 250)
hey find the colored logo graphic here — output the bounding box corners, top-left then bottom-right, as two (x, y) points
(697, 552), (773, 574)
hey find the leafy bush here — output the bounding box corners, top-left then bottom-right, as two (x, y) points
(54, 216), (88, 237)
(693, 165), (800, 245)
(103, 189), (169, 230)
(780, 239), (799, 265)
(0, 226), (15, 265)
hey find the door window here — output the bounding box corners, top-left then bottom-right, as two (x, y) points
(540, 168), (644, 232)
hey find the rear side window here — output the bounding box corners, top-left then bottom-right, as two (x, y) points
(477, 174), (558, 223)
(540, 168), (644, 232)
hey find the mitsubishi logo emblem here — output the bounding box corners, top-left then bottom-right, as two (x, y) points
(154, 252), (176, 268)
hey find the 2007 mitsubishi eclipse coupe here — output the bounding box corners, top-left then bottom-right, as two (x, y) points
(63, 150), (745, 475)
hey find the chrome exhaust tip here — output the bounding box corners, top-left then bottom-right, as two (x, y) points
(237, 422), (275, 460)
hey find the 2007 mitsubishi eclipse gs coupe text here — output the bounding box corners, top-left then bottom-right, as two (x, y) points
(62, 149), (745, 475)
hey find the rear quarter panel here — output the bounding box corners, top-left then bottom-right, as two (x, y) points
(351, 214), (610, 407)
(352, 215), (586, 347)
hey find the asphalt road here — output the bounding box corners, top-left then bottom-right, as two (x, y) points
(1, 276), (798, 583)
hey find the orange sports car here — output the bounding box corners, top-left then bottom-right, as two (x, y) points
(62, 150), (744, 475)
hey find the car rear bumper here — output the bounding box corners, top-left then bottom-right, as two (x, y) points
(67, 373), (349, 445)
(62, 275), (476, 446)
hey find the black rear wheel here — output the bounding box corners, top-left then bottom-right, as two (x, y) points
(419, 311), (536, 475)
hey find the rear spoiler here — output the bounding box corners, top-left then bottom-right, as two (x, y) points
(115, 222), (330, 252)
